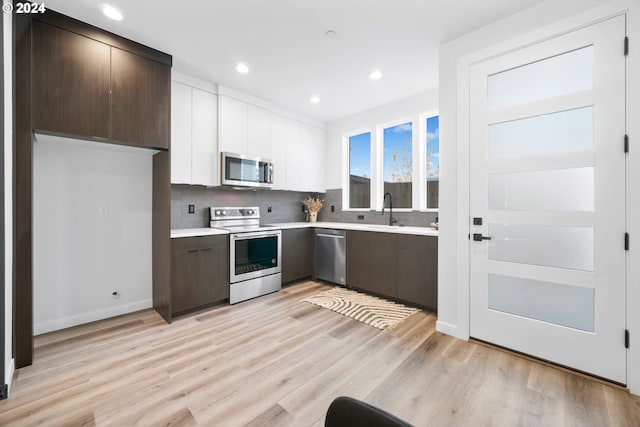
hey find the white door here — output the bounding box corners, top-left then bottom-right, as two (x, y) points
(469, 15), (626, 383)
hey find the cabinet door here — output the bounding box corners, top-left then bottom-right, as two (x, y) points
(282, 228), (311, 283)
(285, 119), (301, 191)
(369, 232), (397, 298)
(32, 20), (111, 139)
(310, 126), (326, 192)
(191, 89), (218, 186)
(111, 48), (170, 149)
(397, 235), (438, 310)
(299, 124), (314, 191)
(270, 113), (288, 189)
(170, 81), (192, 184)
(247, 105), (271, 159)
(171, 235), (229, 314)
(219, 96), (248, 154)
(346, 231), (371, 290)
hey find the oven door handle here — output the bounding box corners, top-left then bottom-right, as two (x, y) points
(232, 231), (281, 240)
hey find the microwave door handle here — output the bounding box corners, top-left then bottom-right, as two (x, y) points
(267, 163), (273, 184)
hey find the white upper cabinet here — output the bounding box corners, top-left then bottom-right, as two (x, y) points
(247, 105), (271, 159)
(191, 89), (218, 186)
(171, 81), (192, 184)
(219, 95), (272, 160)
(299, 123), (326, 192)
(270, 113), (287, 189)
(285, 118), (301, 191)
(170, 80), (218, 186)
(218, 95), (248, 155)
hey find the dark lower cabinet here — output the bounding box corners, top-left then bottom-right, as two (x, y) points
(282, 228), (312, 283)
(171, 235), (229, 315)
(397, 235), (438, 311)
(111, 48), (171, 149)
(346, 231), (371, 290)
(346, 230), (438, 310)
(368, 233), (397, 298)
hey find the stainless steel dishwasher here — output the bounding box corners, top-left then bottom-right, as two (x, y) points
(315, 229), (346, 285)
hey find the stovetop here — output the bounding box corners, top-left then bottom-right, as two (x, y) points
(209, 206), (279, 233)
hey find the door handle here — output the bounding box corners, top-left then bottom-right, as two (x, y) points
(473, 233), (491, 241)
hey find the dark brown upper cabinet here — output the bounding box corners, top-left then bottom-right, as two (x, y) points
(32, 20), (111, 139)
(111, 48), (170, 149)
(30, 15), (171, 150)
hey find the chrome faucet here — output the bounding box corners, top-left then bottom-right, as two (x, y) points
(382, 192), (397, 226)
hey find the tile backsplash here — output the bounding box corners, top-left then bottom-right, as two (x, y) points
(171, 185), (325, 229)
(171, 186), (438, 229)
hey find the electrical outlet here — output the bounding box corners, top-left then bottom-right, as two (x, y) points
(97, 204), (109, 216)
(188, 204), (195, 214)
(301, 204), (305, 212)
(331, 205), (335, 212)
(267, 206), (272, 213)
(357, 215), (365, 220)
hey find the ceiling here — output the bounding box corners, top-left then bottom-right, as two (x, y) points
(43, 0), (547, 123)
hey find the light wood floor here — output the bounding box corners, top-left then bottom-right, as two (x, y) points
(1, 281), (639, 426)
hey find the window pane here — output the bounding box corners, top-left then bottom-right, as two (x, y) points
(383, 122), (412, 208)
(349, 132), (371, 208)
(487, 46), (593, 111)
(426, 116), (439, 209)
(488, 107), (593, 160)
(489, 274), (594, 332)
(488, 223), (594, 271)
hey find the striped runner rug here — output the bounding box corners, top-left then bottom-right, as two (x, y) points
(302, 287), (419, 330)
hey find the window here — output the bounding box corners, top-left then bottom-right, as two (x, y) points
(383, 122), (413, 208)
(426, 115), (439, 209)
(349, 132), (371, 208)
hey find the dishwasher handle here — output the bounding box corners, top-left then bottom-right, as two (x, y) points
(316, 233), (345, 239)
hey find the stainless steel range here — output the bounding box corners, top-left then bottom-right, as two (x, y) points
(210, 207), (281, 304)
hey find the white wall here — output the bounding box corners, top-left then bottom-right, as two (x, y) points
(438, 0), (640, 394)
(324, 90), (439, 191)
(3, 3), (13, 389)
(33, 135), (153, 335)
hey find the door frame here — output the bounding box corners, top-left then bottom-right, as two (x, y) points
(439, 2), (640, 394)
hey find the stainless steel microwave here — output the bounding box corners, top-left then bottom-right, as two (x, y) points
(221, 152), (274, 188)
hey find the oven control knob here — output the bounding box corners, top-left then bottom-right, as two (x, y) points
(221, 210), (227, 216)
(247, 209), (254, 215)
(215, 210), (221, 216)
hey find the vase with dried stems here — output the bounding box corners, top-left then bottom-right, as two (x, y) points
(302, 196), (324, 223)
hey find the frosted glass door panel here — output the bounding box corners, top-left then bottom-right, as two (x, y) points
(488, 46), (593, 111)
(488, 107), (593, 160)
(489, 167), (593, 211)
(488, 274), (594, 332)
(488, 224), (594, 271)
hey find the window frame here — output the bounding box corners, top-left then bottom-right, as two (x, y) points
(419, 110), (440, 212)
(342, 128), (373, 211)
(375, 117), (416, 212)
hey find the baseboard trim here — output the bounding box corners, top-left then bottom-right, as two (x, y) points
(436, 320), (468, 340)
(34, 299), (152, 335)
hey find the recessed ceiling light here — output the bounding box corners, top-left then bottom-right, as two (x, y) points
(369, 69), (383, 80)
(310, 96), (320, 104)
(101, 5), (123, 21)
(235, 63), (250, 74)
(325, 30), (337, 39)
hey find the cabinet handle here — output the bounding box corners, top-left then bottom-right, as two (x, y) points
(187, 249), (199, 253)
(201, 248), (213, 252)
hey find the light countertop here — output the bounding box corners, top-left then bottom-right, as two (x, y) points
(267, 222), (439, 236)
(170, 228), (230, 238)
(172, 222), (438, 238)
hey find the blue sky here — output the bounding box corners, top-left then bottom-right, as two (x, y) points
(427, 116), (440, 179)
(383, 123), (412, 183)
(349, 116), (439, 181)
(349, 132), (371, 178)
